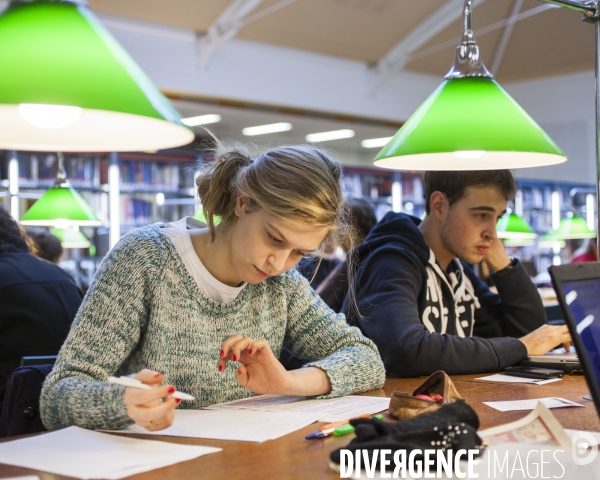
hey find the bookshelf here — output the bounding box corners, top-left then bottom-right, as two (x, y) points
(17, 152), (101, 189)
(0, 150), (200, 259)
(342, 167), (425, 220)
(3, 153), (594, 279)
(513, 180), (595, 275)
(113, 153), (199, 230)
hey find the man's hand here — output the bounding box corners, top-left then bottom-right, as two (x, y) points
(483, 237), (511, 273)
(519, 325), (572, 356)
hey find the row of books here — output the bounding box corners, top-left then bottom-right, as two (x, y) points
(121, 196), (153, 226)
(343, 173), (424, 202)
(521, 185), (577, 211)
(18, 154), (100, 188)
(119, 161), (181, 191)
(15, 155), (188, 193)
(119, 198), (195, 228)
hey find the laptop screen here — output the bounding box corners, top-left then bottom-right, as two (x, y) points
(562, 278), (600, 393)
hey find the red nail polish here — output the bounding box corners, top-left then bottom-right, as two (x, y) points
(232, 354), (237, 361)
(167, 386), (175, 394)
(176, 398), (182, 404)
(154, 373), (162, 378)
(219, 365), (223, 372)
(248, 349), (252, 355)
(220, 350), (224, 357)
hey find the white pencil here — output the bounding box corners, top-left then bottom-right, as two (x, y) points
(108, 376), (195, 401)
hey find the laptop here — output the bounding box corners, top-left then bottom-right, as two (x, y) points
(548, 262), (600, 414)
(519, 349), (581, 373)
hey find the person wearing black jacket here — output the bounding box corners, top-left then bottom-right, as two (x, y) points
(0, 208), (83, 414)
(343, 170), (571, 377)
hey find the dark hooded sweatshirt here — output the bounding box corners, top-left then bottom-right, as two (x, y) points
(342, 212), (547, 377)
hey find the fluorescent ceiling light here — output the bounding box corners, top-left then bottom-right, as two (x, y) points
(306, 129), (355, 142)
(181, 114), (221, 127)
(361, 136), (393, 149)
(242, 122), (292, 136)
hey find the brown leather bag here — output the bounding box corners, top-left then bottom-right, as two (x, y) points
(389, 370), (463, 420)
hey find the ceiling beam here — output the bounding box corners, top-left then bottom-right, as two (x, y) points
(374, 0), (492, 78)
(198, 0), (265, 67)
(490, 0), (524, 75)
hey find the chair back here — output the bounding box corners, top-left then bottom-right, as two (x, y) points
(0, 364), (54, 438)
(20, 355), (58, 367)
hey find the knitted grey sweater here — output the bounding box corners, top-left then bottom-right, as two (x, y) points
(40, 225), (385, 430)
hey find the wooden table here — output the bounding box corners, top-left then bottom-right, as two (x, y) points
(1, 374), (598, 479)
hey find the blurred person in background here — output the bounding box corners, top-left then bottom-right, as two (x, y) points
(0, 208), (83, 415)
(296, 240), (339, 289)
(316, 198), (377, 312)
(571, 238), (597, 263)
(27, 229), (89, 295)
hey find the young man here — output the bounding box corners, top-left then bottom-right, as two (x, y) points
(343, 170), (571, 377)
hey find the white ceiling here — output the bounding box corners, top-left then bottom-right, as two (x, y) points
(89, 0), (595, 82)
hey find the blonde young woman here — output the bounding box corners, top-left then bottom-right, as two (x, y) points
(40, 145), (385, 432)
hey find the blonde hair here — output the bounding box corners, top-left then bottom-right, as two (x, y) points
(196, 144), (352, 251)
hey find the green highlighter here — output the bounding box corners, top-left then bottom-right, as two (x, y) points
(333, 414), (384, 436)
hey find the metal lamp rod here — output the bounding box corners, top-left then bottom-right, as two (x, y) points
(538, 0), (595, 15)
(463, 0), (474, 32)
(538, 0), (600, 258)
(56, 152), (67, 184)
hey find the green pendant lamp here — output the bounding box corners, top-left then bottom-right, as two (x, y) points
(51, 226), (91, 248)
(193, 209), (221, 225)
(0, 0), (193, 152)
(539, 231), (566, 249)
(373, 0), (566, 171)
(20, 153), (101, 227)
(496, 213), (537, 240)
(552, 213), (596, 240)
(503, 238), (536, 248)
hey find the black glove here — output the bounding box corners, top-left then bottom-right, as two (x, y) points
(330, 400), (483, 469)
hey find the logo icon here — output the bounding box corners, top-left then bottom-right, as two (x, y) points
(571, 431), (598, 466)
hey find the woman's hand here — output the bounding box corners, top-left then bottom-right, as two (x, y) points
(218, 335), (332, 396)
(218, 336), (291, 394)
(123, 369), (180, 431)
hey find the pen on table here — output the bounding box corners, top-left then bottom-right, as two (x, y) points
(320, 413), (372, 431)
(108, 376), (195, 401)
(305, 414), (384, 440)
(333, 423), (357, 436)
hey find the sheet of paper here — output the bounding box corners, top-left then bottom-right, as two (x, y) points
(0, 426), (220, 480)
(476, 373), (563, 385)
(205, 394), (390, 422)
(478, 402), (572, 447)
(111, 409), (322, 443)
(483, 397), (585, 412)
